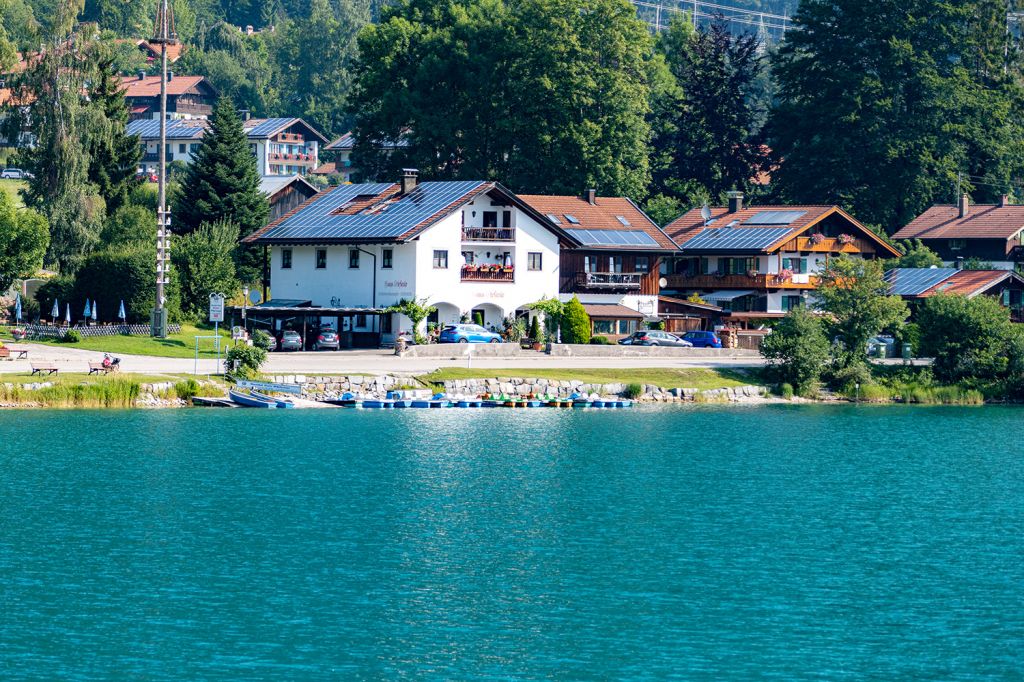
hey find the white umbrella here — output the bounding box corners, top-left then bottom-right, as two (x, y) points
(51, 299), (59, 320)
(64, 303), (71, 325)
(118, 300), (126, 321)
(14, 293), (21, 322)
(91, 301), (98, 322)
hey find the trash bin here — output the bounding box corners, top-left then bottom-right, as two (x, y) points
(874, 344), (887, 359)
(902, 343), (912, 360)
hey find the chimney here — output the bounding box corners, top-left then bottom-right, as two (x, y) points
(167, 70), (173, 82)
(955, 256), (964, 270)
(959, 193), (969, 218)
(727, 190), (744, 214)
(137, 69), (145, 81)
(246, 25), (254, 35)
(583, 189), (596, 205)
(1000, 194), (1010, 208)
(238, 109), (250, 121)
(400, 168), (419, 194)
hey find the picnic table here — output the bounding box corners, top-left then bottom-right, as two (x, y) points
(30, 363), (58, 376)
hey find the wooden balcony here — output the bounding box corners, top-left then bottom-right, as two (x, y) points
(461, 266), (514, 282)
(664, 273), (819, 290)
(573, 271), (643, 290)
(782, 236), (873, 254)
(462, 227), (516, 242)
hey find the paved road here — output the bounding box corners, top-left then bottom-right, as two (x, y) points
(0, 343), (768, 376)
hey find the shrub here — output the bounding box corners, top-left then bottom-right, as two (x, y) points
(528, 315), (543, 343)
(778, 383), (794, 399)
(226, 343), (267, 378)
(589, 335), (611, 344)
(63, 329), (81, 343)
(252, 329), (274, 351)
(844, 383), (891, 402)
(917, 293), (1015, 384)
(760, 308), (830, 393)
(827, 360), (872, 392)
(624, 383), (644, 399)
(174, 379), (200, 401)
(560, 295), (591, 344)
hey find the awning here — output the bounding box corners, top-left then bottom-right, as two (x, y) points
(703, 290), (755, 302)
(581, 303), (644, 319)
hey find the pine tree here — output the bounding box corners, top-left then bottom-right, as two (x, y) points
(174, 97), (269, 283)
(560, 295), (591, 344)
(86, 52), (141, 214)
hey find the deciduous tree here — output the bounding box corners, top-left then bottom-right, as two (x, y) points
(172, 219), (240, 316)
(0, 192), (48, 292)
(760, 307), (830, 394)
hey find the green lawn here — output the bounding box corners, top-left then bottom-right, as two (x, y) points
(0, 371), (192, 385)
(0, 178), (26, 207)
(417, 367), (765, 390)
(18, 324), (233, 359)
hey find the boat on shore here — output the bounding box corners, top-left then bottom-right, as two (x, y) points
(229, 389), (278, 408)
(250, 390), (296, 409)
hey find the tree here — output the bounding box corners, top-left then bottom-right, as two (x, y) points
(173, 97), (269, 282)
(769, 0), (1024, 230)
(893, 239), (943, 269)
(12, 0), (106, 272)
(172, 219), (241, 316)
(100, 204), (152, 246)
(0, 192), (49, 292)
(72, 244), (180, 323)
(560, 295), (590, 343)
(814, 256), (909, 366)
(528, 315), (542, 343)
(760, 307), (830, 394)
(348, 0), (654, 197)
(386, 297), (437, 344)
(85, 51), (141, 214)
(651, 17), (768, 207)
(917, 293), (1015, 384)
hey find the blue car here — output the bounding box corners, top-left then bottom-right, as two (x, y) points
(439, 324), (503, 344)
(679, 330), (723, 348)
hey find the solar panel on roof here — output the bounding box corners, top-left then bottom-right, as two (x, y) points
(127, 119), (207, 140)
(259, 180), (486, 242)
(564, 228), (659, 247)
(245, 117), (295, 138)
(884, 268), (958, 296)
(680, 227), (794, 252)
(745, 210), (808, 225)
(565, 214), (580, 224)
(616, 215), (631, 226)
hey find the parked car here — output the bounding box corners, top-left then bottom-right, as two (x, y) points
(678, 330), (723, 348)
(263, 334), (277, 352)
(276, 329), (303, 351)
(439, 324), (503, 343)
(313, 329), (340, 351)
(1, 168), (25, 179)
(619, 330), (693, 347)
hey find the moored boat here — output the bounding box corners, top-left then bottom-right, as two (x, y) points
(250, 390), (296, 408)
(229, 389), (277, 408)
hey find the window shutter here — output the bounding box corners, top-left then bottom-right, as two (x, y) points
(782, 258), (791, 270)
(701, 257), (709, 275)
(801, 258), (808, 273)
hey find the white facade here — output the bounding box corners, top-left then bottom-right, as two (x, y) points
(138, 135), (319, 176)
(268, 194), (561, 339)
(561, 292), (658, 317)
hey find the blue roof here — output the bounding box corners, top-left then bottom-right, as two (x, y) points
(885, 268), (958, 296)
(127, 118), (207, 140)
(244, 117), (298, 138)
(253, 180), (488, 243)
(564, 228), (659, 247)
(680, 226), (795, 253)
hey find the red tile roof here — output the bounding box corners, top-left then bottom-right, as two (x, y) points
(312, 162), (337, 175)
(893, 205), (1024, 240)
(136, 40), (185, 63)
(518, 194), (676, 250)
(118, 74), (208, 98)
(920, 269), (1018, 297)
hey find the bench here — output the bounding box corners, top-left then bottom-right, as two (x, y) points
(30, 363), (58, 376)
(88, 362), (118, 375)
(5, 346), (28, 359)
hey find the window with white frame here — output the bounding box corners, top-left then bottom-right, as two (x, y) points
(527, 252), (542, 271)
(433, 250), (448, 269)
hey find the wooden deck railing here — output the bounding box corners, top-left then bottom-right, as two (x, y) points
(663, 273), (819, 290)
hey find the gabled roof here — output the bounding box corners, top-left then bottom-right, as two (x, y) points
(118, 74), (213, 98)
(885, 267), (1024, 298)
(135, 40), (185, 63)
(243, 117), (329, 143)
(126, 118), (206, 140)
(517, 194), (677, 251)
(259, 174), (319, 199)
(311, 162), (337, 175)
(666, 204), (900, 257)
(893, 205), (1024, 240)
(244, 180), (577, 246)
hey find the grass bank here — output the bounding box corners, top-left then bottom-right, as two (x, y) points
(20, 324), (232, 359)
(0, 372), (227, 407)
(418, 367), (763, 391)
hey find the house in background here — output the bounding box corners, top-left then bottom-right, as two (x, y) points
(322, 131), (409, 183)
(518, 190), (677, 338)
(260, 175), (320, 223)
(662, 192), (901, 321)
(893, 195), (1024, 270)
(886, 267), (1024, 322)
(129, 116), (327, 177)
(118, 72), (217, 121)
(242, 170), (577, 346)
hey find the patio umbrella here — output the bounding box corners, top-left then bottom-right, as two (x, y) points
(91, 301), (98, 323)
(118, 300), (126, 321)
(51, 299), (59, 321)
(64, 303), (71, 325)
(14, 293), (21, 322)
(83, 299), (91, 319)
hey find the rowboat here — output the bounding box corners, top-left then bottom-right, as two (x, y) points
(229, 389), (277, 408)
(250, 390), (295, 408)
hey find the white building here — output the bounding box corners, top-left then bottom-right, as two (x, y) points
(243, 170), (575, 346)
(128, 117), (327, 177)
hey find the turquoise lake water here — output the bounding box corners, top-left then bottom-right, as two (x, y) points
(1, 405), (1023, 679)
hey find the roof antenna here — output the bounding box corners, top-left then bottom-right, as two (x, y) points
(700, 204), (712, 226)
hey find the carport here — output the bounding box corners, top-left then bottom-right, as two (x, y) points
(228, 300), (391, 349)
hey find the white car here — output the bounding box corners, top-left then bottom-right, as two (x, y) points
(1, 168), (25, 179)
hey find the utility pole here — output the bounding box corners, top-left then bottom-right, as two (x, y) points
(151, 0), (175, 338)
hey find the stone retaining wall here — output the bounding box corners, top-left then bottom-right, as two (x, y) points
(440, 377), (768, 402)
(398, 343), (761, 359)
